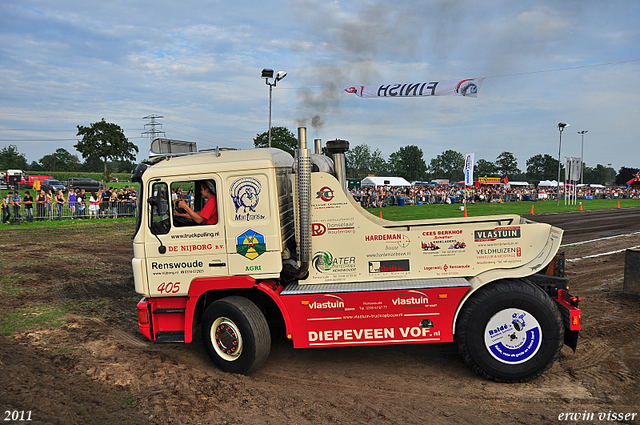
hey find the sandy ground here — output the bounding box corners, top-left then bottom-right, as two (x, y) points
(1, 208), (639, 425)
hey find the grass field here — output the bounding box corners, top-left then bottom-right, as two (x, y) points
(368, 198), (640, 221)
(1, 197), (637, 230)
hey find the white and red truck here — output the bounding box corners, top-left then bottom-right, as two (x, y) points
(131, 128), (580, 382)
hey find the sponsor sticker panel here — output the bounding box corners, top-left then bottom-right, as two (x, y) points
(282, 286), (471, 349)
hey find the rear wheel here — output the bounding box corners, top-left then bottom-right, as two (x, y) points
(455, 279), (564, 382)
(202, 296), (271, 375)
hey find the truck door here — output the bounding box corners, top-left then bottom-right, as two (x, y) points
(145, 177), (227, 297)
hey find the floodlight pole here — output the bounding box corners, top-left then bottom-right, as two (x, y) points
(557, 123), (569, 206)
(262, 69), (287, 148)
(578, 130), (588, 186)
(268, 82), (273, 148)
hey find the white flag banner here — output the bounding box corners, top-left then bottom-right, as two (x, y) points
(344, 78), (484, 99)
(464, 153), (475, 186)
(571, 157), (582, 180)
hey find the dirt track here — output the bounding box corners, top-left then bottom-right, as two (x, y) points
(1, 209), (639, 425)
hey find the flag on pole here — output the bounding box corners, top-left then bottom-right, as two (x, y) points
(504, 176), (509, 184)
(344, 78), (485, 99)
(464, 153), (475, 186)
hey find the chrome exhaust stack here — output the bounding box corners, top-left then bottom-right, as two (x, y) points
(294, 127), (312, 278)
(326, 139), (349, 193)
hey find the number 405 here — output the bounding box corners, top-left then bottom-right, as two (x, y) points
(157, 282), (180, 294)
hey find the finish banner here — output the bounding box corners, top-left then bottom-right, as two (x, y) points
(344, 78), (484, 99)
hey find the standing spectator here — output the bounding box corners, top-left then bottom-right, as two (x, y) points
(100, 188), (110, 218)
(11, 190), (22, 222)
(76, 189), (86, 220)
(45, 190), (53, 220)
(55, 189), (65, 220)
(89, 192), (99, 219)
(2, 192), (11, 223)
(68, 188), (77, 219)
(36, 190), (46, 221)
(23, 190), (33, 222)
(110, 189), (119, 218)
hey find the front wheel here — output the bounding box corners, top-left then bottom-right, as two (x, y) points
(202, 296), (271, 375)
(455, 279), (564, 382)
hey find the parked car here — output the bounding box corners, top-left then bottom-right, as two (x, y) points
(41, 178), (66, 193)
(66, 178), (103, 193)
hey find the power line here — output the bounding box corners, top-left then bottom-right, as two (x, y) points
(485, 58), (640, 79)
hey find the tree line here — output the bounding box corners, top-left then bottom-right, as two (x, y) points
(0, 119), (137, 183)
(255, 127), (637, 186)
(0, 123), (634, 187)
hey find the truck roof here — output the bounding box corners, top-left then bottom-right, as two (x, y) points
(144, 148), (294, 178)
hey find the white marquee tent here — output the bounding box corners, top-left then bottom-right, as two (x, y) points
(360, 176), (411, 188)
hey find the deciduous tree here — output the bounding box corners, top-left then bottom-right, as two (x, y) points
(495, 151), (520, 176)
(388, 145), (427, 182)
(526, 154), (558, 181)
(428, 149), (464, 182)
(0, 145), (28, 170)
(75, 119), (138, 183)
(253, 126), (298, 157)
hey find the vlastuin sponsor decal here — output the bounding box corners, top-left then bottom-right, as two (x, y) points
(474, 226), (521, 242)
(392, 290), (435, 307)
(301, 294), (345, 310)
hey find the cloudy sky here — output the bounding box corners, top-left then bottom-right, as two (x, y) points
(1, 0), (639, 173)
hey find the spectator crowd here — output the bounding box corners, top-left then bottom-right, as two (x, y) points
(2, 186), (137, 224)
(350, 184), (640, 208)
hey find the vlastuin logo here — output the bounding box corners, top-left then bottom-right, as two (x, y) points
(392, 290), (430, 307)
(301, 294), (345, 310)
(474, 226), (521, 242)
(230, 177), (264, 221)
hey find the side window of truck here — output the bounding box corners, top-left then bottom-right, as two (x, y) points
(170, 179), (218, 227)
(149, 182), (170, 235)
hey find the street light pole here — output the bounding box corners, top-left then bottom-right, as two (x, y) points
(268, 83), (273, 147)
(261, 69), (287, 148)
(557, 122), (569, 206)
(578, 130), (588, 186)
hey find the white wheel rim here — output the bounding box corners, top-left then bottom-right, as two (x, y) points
(484, 308), (542, 364)
(211, 317), (243, 361)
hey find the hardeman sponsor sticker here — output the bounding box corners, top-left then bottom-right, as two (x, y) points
(474, 226), (521, 242)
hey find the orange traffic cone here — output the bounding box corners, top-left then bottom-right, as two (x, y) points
(579, 202), (583, 211)
(530, 204), (535, 215)
(379, 211), (383, 219)
(617, 200), (621, 209)
(464, 205), (468, 217)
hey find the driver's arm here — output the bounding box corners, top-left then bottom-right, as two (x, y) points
(174, 199), (205, 224)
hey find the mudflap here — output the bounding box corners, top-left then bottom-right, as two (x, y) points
(528, 269), (581, 352)
(554, 288), (581, 352)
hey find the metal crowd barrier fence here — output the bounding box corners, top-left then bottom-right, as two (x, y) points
(6, 201), (138, 222)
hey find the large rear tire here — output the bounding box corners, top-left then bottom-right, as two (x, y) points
(455, 279), (564, 382)
(202, 296), (271, 375)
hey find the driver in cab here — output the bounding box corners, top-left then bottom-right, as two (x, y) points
(173, 180), (218, 225)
